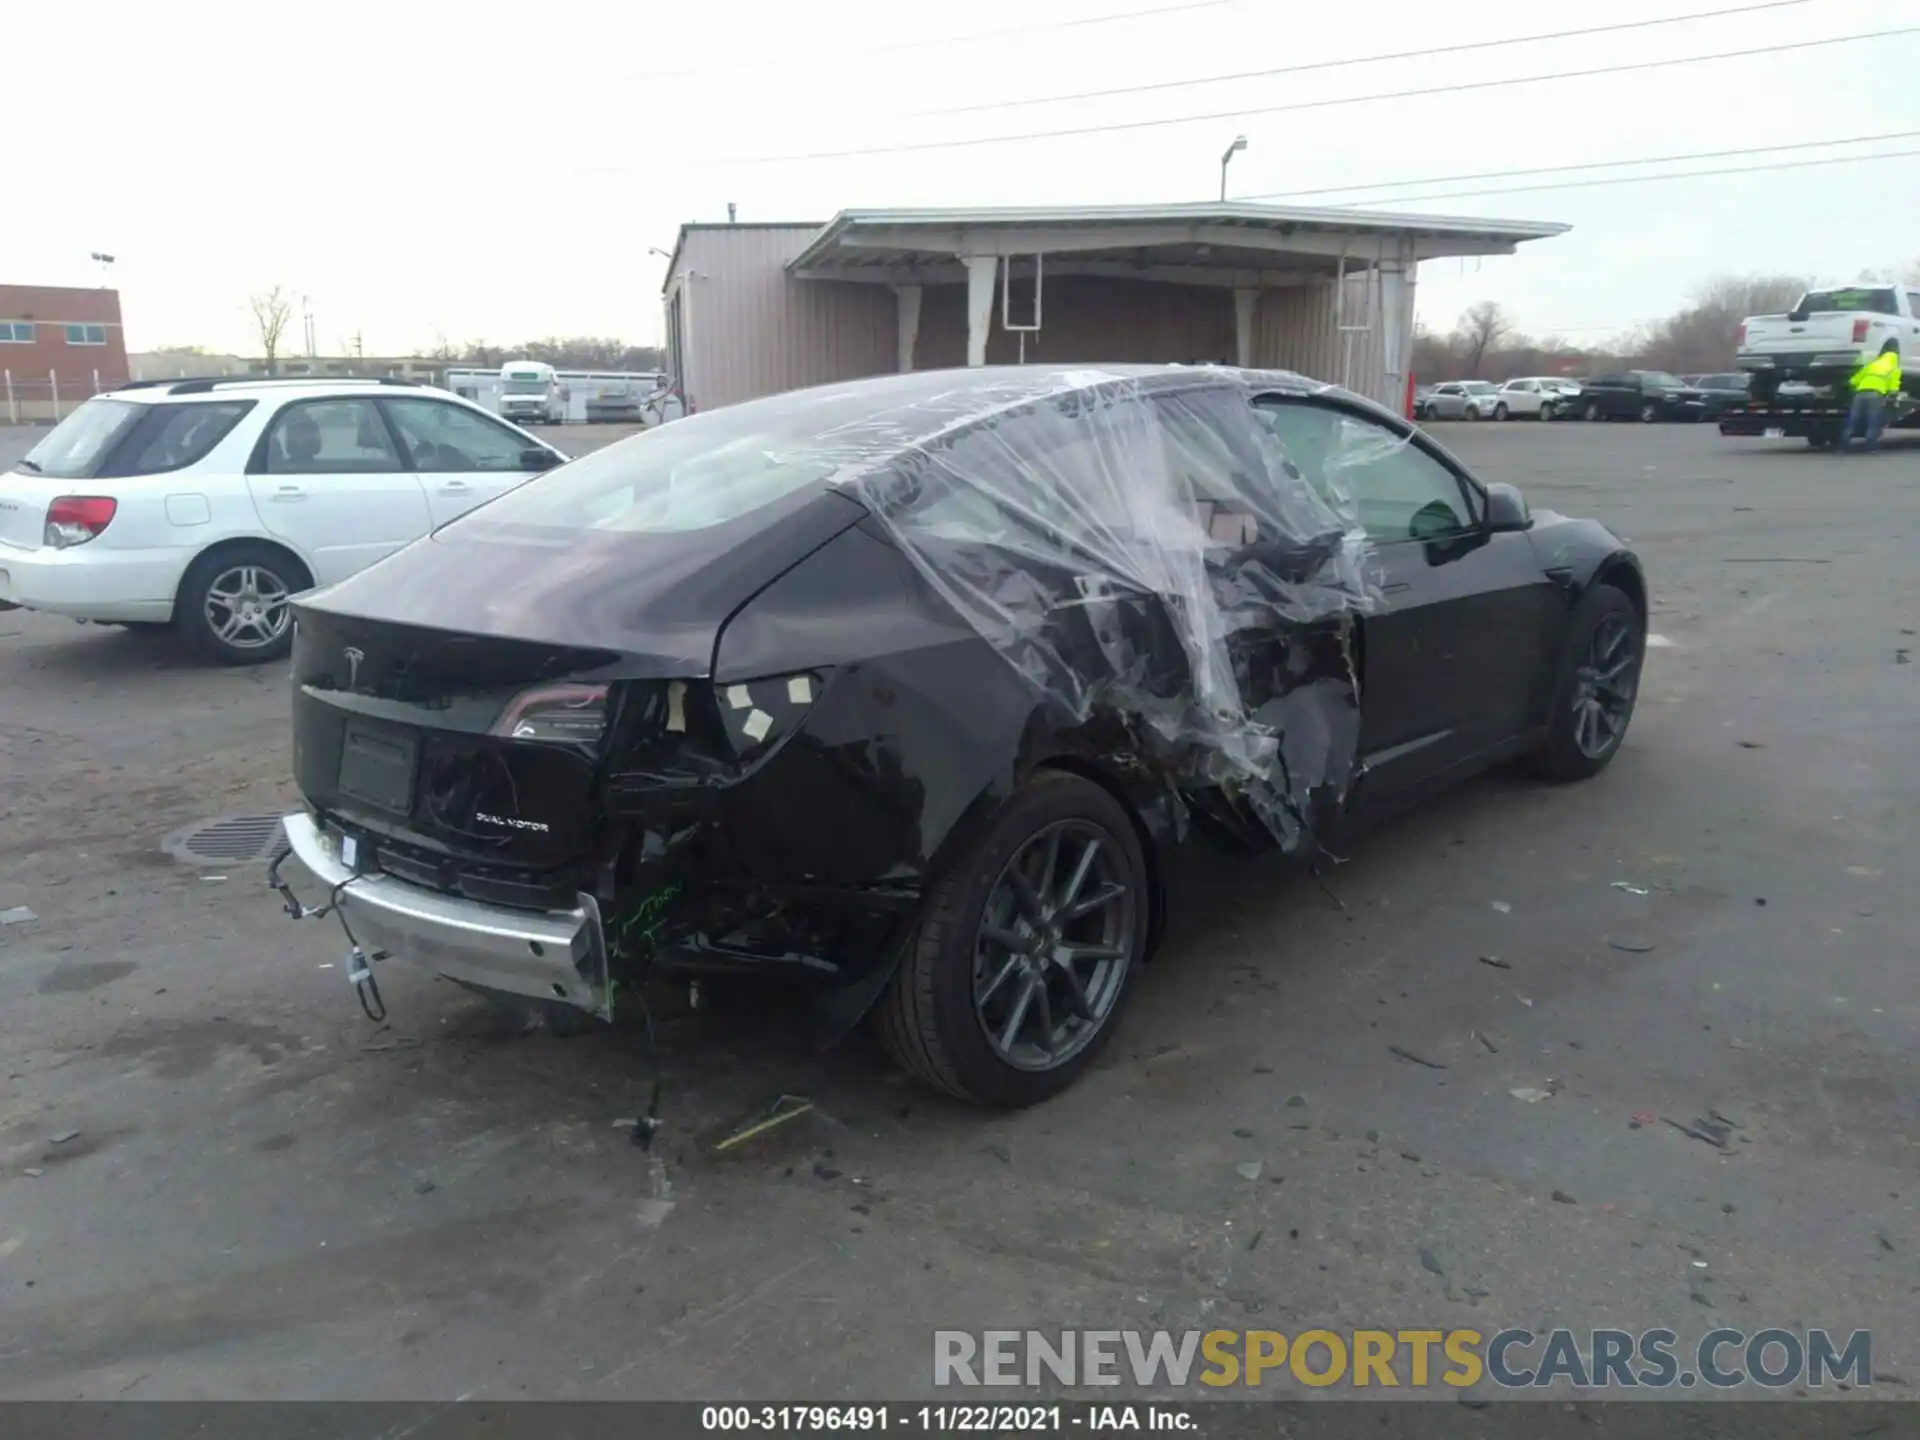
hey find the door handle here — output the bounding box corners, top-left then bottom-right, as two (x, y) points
(439, 480), (471, 492)
(1381, 581), (1412, 595)
(269, 485), (306, 502)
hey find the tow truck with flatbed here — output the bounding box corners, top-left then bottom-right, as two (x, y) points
(1718, 380), (1920, 448)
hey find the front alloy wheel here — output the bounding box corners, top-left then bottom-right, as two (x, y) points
(1639, 401), (1660, 423)
(877, 771), (1149, 1105)
(1536, 583), (1642, 782)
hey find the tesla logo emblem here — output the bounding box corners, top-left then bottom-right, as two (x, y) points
(343, 647), (365, 688)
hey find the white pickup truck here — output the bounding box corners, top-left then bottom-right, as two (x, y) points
(1735, 283), (1920, 399)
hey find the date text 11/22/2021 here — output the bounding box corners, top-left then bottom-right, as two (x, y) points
(701, 1406), (1196, 1432)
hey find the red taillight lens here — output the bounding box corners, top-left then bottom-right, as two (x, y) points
(44, 495), (117, 548)
(1735, 322), (1747, 346)
(492, 684), (610, 744)
(1852, 317), (1871, 343)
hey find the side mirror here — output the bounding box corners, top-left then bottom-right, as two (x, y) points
(1484, 482), (1531, 532)
(521, 447), (561, 472)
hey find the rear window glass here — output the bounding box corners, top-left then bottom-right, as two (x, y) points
(443, 390), (897, 537)
(1800, 288), (1896, 314)
(16, 398), (143, 479)
(101, 400), (254, 477)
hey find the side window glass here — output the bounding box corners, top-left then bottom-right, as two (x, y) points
(1256, 400), (1474, 544)
(107, 400), (254, 477)
(262, 399), (401, 475)
(383, 398), (535, 473)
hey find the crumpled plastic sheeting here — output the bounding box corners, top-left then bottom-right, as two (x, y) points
(827, 366), (1383, 855)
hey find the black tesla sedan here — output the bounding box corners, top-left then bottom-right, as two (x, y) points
(275, 366), (1647, 1106)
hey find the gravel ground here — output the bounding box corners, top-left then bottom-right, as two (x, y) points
(0, 418), (1916, 1404)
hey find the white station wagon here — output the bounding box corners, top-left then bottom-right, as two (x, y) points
(0, 377), (565, 663)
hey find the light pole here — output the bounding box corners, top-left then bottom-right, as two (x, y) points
(1219, 135), (1247, 202)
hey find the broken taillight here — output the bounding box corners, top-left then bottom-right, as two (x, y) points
(44, 495), (117, 548)
(492, 683), (610, 744)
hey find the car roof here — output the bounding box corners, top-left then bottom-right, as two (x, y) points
(102, 376), (438, 405)
(662, 363), (1395, 459)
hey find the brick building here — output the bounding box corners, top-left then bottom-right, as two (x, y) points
(0, 283), (130, 420)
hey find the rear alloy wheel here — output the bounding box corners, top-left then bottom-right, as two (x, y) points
(177, 544), (304, 665)
(1638, 401), (1660, 423)
(1584, 400), (1604, 422)
(1535, 584), (1643, 782)
(877, 771), (1148, 1106)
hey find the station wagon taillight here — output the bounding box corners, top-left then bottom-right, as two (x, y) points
(44, 495), (117, 548)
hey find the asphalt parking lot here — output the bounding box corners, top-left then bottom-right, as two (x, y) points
(1, 417), (1917, 1403)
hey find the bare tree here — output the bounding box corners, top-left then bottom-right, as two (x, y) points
(1453, 301), (1512, 377)
(1634, 273), (1812, 374)
(248, 287), (293, 374)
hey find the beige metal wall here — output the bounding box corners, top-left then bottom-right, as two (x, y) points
(1252, 271), (1409, 411)
(913, 277), (1237, 368)
(675, 227), (895, 411)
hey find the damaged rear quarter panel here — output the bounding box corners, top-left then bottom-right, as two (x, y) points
(709, 518), (1062, 891)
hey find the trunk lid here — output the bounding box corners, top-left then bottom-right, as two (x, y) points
(290, 487), (869, 896)
(292, 608), (628, 892)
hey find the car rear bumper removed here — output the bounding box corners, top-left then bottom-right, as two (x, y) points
(279, 811), (611, 1017)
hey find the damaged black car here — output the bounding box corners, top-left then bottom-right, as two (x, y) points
(274, 365), (1647, 1106)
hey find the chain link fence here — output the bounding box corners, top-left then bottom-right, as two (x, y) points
(2, 370), (130, 425)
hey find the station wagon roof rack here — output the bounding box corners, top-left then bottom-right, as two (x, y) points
(114, 375), (425, 395)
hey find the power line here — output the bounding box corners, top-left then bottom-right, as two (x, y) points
(625, 0), (1238, 82)
(912, 0), (1811, 118)
(1241, 129), (1920, 204)
(1316, 146), (1920, 209)
(712, 27), (1917, 167)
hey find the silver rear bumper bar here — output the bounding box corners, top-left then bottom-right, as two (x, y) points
(279, 812), (610, 1017)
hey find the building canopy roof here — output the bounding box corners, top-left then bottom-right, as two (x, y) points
(781, 202), (1568, 288)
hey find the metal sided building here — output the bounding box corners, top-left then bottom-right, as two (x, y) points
(659, 203), (1567, 413)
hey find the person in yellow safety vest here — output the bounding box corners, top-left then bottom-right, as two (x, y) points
(1839, 348), (1902, 454)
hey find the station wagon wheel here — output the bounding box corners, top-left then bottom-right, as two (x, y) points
(177, 542), (310, 666)
(876, 771), (1149, 1106)
(1535, 583), (1643, 782)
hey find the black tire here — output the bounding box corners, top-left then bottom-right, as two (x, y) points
(1638, 401), (1659, 423)
(1534, 584), (1644, 783)
(876, 770), (1149, 1107)
(1493, 402), (1510, 421)
(175, 542), (308, 665)
(1583, 400), (1604, 422)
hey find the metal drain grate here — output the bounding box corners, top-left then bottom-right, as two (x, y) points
(163, 814), (288, 868)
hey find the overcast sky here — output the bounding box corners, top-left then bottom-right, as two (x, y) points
(10, 0), (1918, 356)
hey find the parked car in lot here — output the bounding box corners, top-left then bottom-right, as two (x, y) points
(0, 378), (566, 664)
(1416, 380), (1502, 421)
(273, 364), (1648, 1106)
(1685, 372), (1751, 419)
(1568, 370), (1701, 423)
(1494, 377), (1583, 420)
